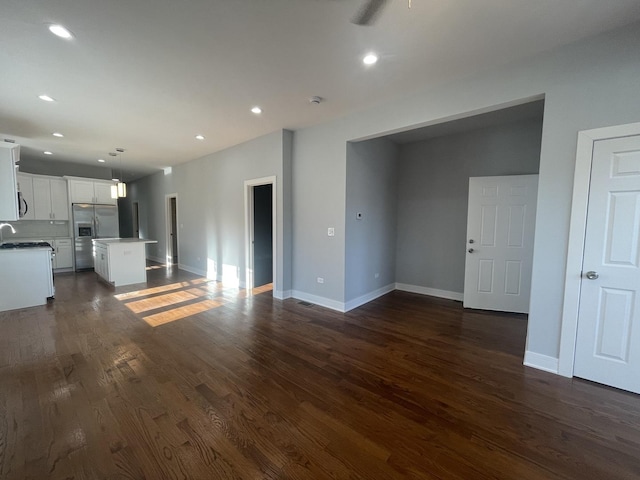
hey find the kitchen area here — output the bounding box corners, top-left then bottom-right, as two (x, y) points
(0, 142), (157, 313)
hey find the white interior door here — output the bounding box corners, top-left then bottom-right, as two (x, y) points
(464, 175), (538, 313)
(574, 135), (640, 393)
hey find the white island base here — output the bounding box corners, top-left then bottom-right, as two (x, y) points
(93, 238), (158, 287)
(0, 247), (54, 312)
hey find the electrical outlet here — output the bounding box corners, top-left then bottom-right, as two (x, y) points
(317, 277), (324, 284)
(328, 227), (335, 237)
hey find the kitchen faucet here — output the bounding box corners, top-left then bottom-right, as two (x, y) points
(0, 223), (16, 243)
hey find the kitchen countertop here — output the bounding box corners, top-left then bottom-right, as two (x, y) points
(0, 245), (53, 252)
(92, 238), (158, 244)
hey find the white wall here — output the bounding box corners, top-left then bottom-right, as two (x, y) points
(396, 118), (542, 295)
(344, 138), (399, 308)
(292, 22), (640, 362)
(129, 129), (292, 296)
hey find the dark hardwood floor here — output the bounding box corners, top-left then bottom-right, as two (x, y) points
(1, 266), (640, 479)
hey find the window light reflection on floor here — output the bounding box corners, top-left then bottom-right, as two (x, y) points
(114, 276), (273, 327)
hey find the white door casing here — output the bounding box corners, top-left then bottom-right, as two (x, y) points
(560, 122), (640, 381)
(464, 175), (538, 313)
(572, 135), (640, 393)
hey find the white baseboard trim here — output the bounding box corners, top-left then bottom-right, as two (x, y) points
(524, 351), (559, 374)
(289, 283), (462, 313)
(395, 283), (464, 302)
(147, 255), (166, 264)
(344, 283), (396, 312)
(53, 267), (73, 274)
(291, 290), (345, 313)
(274, 289), (292, 300)
(177, 263), (208, 277)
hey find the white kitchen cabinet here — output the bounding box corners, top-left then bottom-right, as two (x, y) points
(94, 182), (115, 204)
(94, 242), (109, 280)
(16, 173), (35, 220)
(50, 179), (69, 219)
(68, 178), (117, 205)
(32, 177), (69, 220)
(53, 238), (73, 270)
(42, 237), (73, 270)
(69, 179), (95, 203)
(0, 143), (19, 221)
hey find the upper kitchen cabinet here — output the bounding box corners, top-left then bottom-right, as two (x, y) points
(0, 143), (20, 221)
(32, 177), (69, 220)
(68, 178), (117, 205)
(16, 173), (35, 220)
(94, 182), (115, 204)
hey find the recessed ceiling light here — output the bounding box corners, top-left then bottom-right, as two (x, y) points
(48, 24), (73, 39)
(44, 151), (53, 155)
(97, 158), (106, 163)
(251, 106), (262, 114)
(195, 134), (205, 140)
(363, 53), (378, 65)
(38, 94), (55, 102)
(52, 132), (64, 137)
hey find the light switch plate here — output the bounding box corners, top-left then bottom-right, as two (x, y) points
(328, 227), (335, 236)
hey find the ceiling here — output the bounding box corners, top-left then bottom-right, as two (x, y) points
(1, 0), (639, 180)
(386, 100), (545, 145)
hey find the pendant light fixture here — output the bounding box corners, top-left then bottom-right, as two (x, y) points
(110, 148), (127, 199)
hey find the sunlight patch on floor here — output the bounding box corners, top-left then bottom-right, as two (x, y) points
(246, 283), (273, 296)
(124, 287), (212, 314)
(114, 275), (273, 327)
(114, 278), (211, 301)
(145, 264), (166, 271)
(143, 299), (226, 327)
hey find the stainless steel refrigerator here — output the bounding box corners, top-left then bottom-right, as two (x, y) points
(72, 203), (119, 271)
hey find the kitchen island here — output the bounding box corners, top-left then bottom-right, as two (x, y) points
(0, 245), (54, 312)
(93, 238), (158, 287)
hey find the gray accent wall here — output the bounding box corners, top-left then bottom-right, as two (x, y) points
(395, 118), (542, 294)
(126, 129), (293, 296)
(345, 138), (399, 303)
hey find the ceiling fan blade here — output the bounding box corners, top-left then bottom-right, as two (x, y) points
(351, 0), (389, 25)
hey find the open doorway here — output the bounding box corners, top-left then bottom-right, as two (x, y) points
(244, 176), (276, 293)
(253, 184), (273, 287)
(165, 194), (178, 265)
(132, 202), (140, 239)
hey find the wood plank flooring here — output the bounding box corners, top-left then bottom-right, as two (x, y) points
(1, 266), (640, 479)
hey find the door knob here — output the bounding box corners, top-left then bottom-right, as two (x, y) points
(468, 248), (474, 253)
(585, 271), (599, 280)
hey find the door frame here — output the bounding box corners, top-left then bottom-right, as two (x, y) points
(132, 201), (139, 239)
(165, 193), (178, 266)
(559, 121), (640, 377)
(244, 176), (277, 294)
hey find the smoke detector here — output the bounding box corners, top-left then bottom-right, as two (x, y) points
(309, 96), (323, 105)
